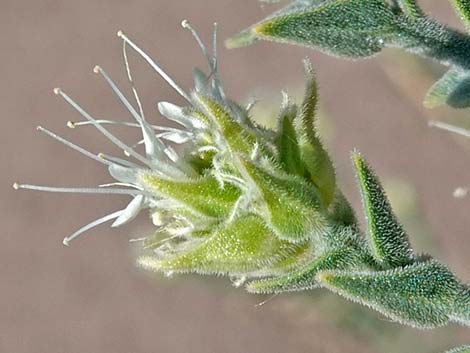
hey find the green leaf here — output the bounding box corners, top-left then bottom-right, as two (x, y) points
(424, 66), (470, 109)
(227, 0), (397, 58)
(295, 60), (336, 205)
(141, 174), (241, 218)
(138, 214), (307, 276)
(246, 246), (359, 294)
(451, 0), (470, 29)
(241, 157), (328, 242)
(352, 152), (414, 268)
(317, 260), (464, 328)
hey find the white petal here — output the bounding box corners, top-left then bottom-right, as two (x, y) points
(111, 195), (145, 227)
(157, 131), (193, 144)
(158, 101), (206, 130)
(192, 68), (209, 93)
(108, 164), (137, 184)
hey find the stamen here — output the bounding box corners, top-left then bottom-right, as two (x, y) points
(67, 119), (180, 133)
(63, 210), (124, 246)
(54, 87), (154, 167)
(122, 40), (145, 121)
(37, 126), (110, 166)
(117, 30), (191, 102)
(93, 66), (143, 124)
(13, 183), (143, 196)
(98, 153), (141, 169)
(181, 20), (214, 71)
(93, 66), (166, 160)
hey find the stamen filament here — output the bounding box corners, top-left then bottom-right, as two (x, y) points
(98, 153), (141, 168)
(122, 40), (146, 121)
(54, 88), (154, 167)
(13, 183), (143, 196)
(37, 126), (110, 166)
(117, 30), (191, 102)
(68, 119), (183, 133)
(181, 20), (214, 71)
(93, 66), (144, 125)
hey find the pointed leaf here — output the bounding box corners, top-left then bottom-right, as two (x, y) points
(424, 66), (470, 109)
(352, 152), (414, 268)
(227, 0), (397, 58)
(138, 214), (307, 276)
(318, 260), (464, 328)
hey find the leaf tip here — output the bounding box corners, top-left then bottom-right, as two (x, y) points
(225, 28), (259, 49)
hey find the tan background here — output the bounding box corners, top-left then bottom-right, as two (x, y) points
(2, 1), (469, 352)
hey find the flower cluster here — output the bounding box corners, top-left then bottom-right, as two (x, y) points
(15, 21), (469, 329)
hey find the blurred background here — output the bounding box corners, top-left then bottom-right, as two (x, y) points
(2, 1), (469, 352)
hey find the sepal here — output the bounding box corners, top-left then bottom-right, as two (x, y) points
(240, 157), (328, 242)
(141, 173), (241, 218)
(295, 60), (336, 205)
(352, 152), (414, 268)
(138, 214), (308, 276)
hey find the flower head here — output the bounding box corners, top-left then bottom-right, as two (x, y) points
(14, 21), (470, 329)
(13, 21), (341, 278)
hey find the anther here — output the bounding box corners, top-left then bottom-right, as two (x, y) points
(13, 182), (19, 190)
(67, 121), (76, 129)
(53, 87), (62, 95)
(93, 65), (101, 74)
(181, 19), (190, 29)
(117, 30), (124, 38)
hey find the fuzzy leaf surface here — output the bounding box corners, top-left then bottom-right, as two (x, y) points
(227, 0), (397, 58)
(138, 214), (307, 276)
(318, 260), (465, 328)
(353, 153), (414, 268)
(424, 67), (470, 108)
(246, 246), (359, 293)
(295, 60), (336, 205)
(241, 157), (327, 242)
(451, 0), (470, 29)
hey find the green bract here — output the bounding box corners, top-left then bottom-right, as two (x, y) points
(227, 0), (470, 108)
(16, 23), (469, 332)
